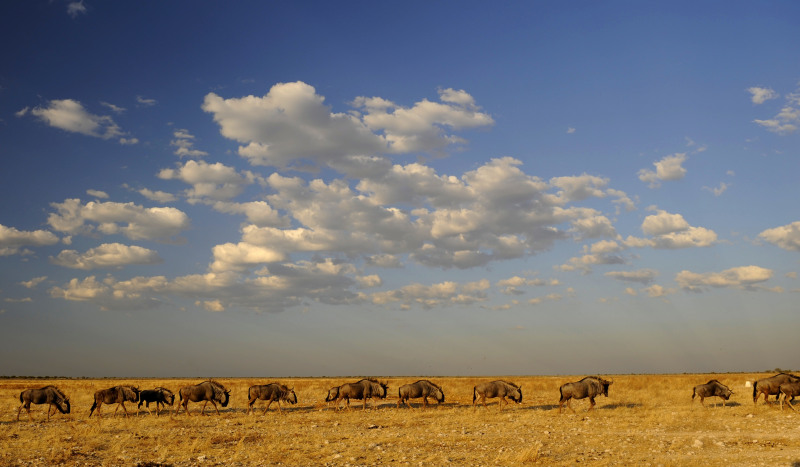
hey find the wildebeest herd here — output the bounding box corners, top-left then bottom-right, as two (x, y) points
(14, 373), (800, 421)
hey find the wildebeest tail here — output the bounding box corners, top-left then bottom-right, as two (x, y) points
(89, 400), (97, 416)
(752, 382), (757, 401)
(691, 388), (696, 400)
(472, 386), (477, 404)
(19, 392), (23, 403)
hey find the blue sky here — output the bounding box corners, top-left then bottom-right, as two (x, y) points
(1, 1), (799, 377)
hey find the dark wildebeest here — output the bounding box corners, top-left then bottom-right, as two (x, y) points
(137, 387), (175, 416)
(778, 381), (800, 411)
(397, 380), (445, 408)
(175, 380), (230, 416)
(335, 378), (389, 410)
(247, 383), (297, 414)
(89, 385), (140, 418)
(17, 386), (71, 421)
(692, 380), (733, 407)
(472, 380), (522, 410)
(558, 376), (612, 413)
(324, 386), (340, 409)
(753, 373), (800, 405)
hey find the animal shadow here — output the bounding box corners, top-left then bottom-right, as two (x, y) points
(599, 402), (642, 410)
(524, 404), (560, 411)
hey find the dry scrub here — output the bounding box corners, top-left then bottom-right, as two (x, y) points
(2, 374), (800, 466)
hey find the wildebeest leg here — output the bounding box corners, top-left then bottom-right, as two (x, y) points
(588, 397), (596, 411)
(785, 395), (798, 412)
(210, 400), (220, 415)
(499, 396), (508, 410)
(264, 400), (273, 414)
(200, 400), (208, 415)
(699, 396), (706, 408)
(423, 396), (428, 409)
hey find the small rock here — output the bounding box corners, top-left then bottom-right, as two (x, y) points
(693, 440), (703, 448)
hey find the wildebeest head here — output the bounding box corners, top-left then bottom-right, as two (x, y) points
(376, 381), (389, 399)
(62, 397), (71, 414)
(287, 388), (298, 404)
(599, 379), (613, 397)
(433, 386), (445, 404)
(158, 387), (175, 405)
(325, 386), (340, 402)
(510, 386), (522, 403)
(221, 390), (231, 407)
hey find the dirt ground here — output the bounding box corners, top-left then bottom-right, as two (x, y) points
(2, 373), (800, 466)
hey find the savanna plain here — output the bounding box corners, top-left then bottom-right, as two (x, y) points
(2, 373), (800, 466)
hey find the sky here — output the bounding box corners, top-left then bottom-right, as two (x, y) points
(1, 1), (799, 378)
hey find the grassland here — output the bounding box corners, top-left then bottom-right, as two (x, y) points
(2, 373), (800, 466)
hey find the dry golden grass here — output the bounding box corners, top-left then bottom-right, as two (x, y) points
(2, 373), (800, 466)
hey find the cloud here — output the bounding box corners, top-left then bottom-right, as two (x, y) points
(197, 300), (225, 312)
(86, 189), (109, 199)
(604, 269), (658, 284)
(643, 284), (676, 298)
(138, 188), (177, 203)
(158, 160), (256, 201)
(51, 243), (162, 270)
(137, 96), (157, 107)
(47, 199), (190, 242)
(67, 1), (87, 18)
(759, 221), (800, 252)
(208, 201), (288, 227)
(20, 276), (48, 289)
(202, 81), (493, 168)
(171, 129), (209, 158)
(748, 87), (778, 104)
(638, 153), (687, 188)
(752, 85), (800, 134)
(30, 99), (125, 140)
(566, 127), (576, 134)
(369, 279), (489, 309)
(0, 224), (59, 256)
(675, 265), (774, 292)
(100, 101), (125, 114)
(627, 209), (717, 249)
(702, 182), (728, 196)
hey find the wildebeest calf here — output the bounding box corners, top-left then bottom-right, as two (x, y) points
(692, 379), (733, 407)
(17, 386), (71, 421)
(397, 380), (444, 408)
(558, 376), (612, 413)
(137, 387), (175, 416)
(472, 380), (522, 410)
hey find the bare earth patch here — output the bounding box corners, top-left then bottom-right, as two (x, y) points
(2, 374), (800, 466)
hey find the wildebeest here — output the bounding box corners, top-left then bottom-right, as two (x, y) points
(324, 386), (340, 409)
(558, 376), (612, 413)
(397, 380), (445, 408)
(753, 373), (800, 405)
(692, 379), (733, 407)
(247, 383), (297, 414)
(778, 381), (800, 411)
(137, 387), (175, 416)
(89, 385), (140, 418)
(472, 380), (522, 409)
(175, 380), (230, 416)
(335, 378), (389, 410)
(17, 386), (71, 421)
